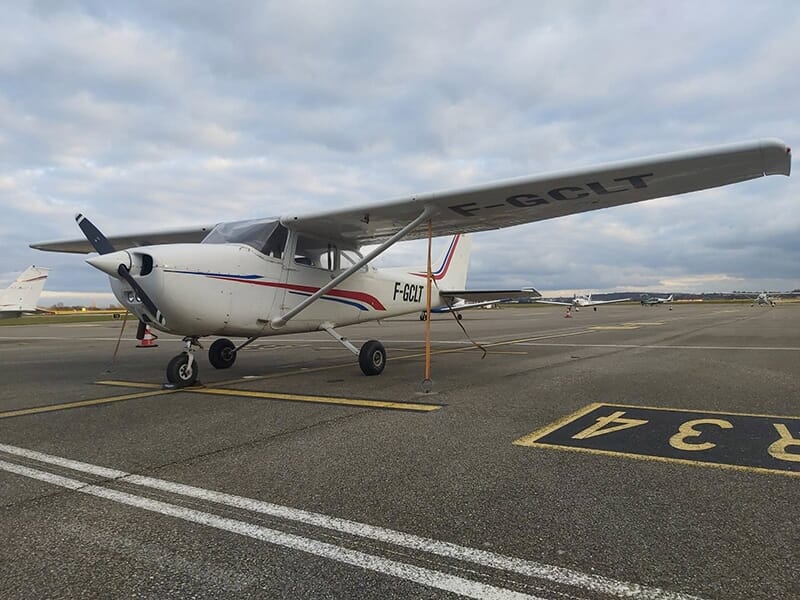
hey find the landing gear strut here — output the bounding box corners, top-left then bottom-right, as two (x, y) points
(321, 323), (386, 376)
(166, 337), (201, 387)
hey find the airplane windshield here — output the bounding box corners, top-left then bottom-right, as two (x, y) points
(202, 219), (288, 258)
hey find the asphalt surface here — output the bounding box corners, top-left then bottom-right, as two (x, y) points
(0, 304), (798, 599)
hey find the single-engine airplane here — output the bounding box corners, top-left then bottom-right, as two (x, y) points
(640, 293), (674, 306)
(536, 292), (631, 312)
(31, 138), (791, 386)
(751, 291), (776, 307)
(0, 266), (50, 319)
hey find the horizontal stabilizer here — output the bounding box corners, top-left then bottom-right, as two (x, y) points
(439, 288), (540, 303)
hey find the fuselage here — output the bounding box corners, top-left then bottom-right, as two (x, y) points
(105, 243), (442, 338)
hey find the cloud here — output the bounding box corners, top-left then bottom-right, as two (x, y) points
(0, 1), (798, 300)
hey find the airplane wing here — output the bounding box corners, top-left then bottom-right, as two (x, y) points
(438, 288), (541, 303)
(30, 224), (217, 254)
(586, 297), (631, 305)
(283, 139), (791, 245)
(534, 299), (573, 307)
(30, 139), (790, 253)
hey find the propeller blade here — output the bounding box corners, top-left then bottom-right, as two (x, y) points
(76, 213), (115, 255)
(117, 264), (165, 326)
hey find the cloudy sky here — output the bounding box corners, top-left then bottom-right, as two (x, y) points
(1, 0), (798, 306)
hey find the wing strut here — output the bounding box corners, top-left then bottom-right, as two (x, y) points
(423, 219), (433, 391)
(271, 206), (437, 328)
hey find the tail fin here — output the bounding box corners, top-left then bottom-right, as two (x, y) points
(0, 266), (49, 312)
(408, 234), (472, 290)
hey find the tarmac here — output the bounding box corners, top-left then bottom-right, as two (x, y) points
(0, 303), (798, 599)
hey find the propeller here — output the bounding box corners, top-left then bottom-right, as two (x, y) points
(76, 214), (166, 326)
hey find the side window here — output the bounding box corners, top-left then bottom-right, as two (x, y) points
(295, 235), (338, 271)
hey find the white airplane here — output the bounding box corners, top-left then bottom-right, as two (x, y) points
(751, 291), (776, 307)
(31, 138), (791, 386)
(536, 292), (631, 312)
(0, 266), (50, 319)
(640, 293), (674, 306)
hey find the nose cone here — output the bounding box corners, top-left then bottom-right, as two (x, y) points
(86, 250), (131, 277)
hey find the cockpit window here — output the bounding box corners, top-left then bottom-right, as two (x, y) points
(202, 219), (288, 258)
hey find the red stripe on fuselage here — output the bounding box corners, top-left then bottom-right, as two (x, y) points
(206, 276), (386, 310)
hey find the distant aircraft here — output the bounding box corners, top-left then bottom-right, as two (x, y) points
(751, 291), (776, 307)
(31, 138), (791, 386)
(0, 266), (50, 319)
(536, 293), (631, 312)
(640, 294), (673, 306)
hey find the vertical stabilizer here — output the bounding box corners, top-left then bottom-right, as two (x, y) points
(414, 234), (472, 291)
(0, 266), (50, 313)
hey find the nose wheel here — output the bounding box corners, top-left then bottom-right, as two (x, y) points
(165, 337), (201, 388)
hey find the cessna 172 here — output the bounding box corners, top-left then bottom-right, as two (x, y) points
(536, 293), (631, 312)
(751, 291), (776, 307)
(640, 293), (674, 306)
(0, 266), (50, 319)
(31, 138), (791, 386)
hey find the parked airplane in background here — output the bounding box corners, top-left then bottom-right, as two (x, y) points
(0, 266), (50, 319)
(640, 294), (674, 306)
(31, 138), (791, 386)
(751, 291), (776, 307)
(536, 293), (631, 312)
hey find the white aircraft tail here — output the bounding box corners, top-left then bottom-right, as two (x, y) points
(399, 234), (472, 290)
(0, 266), (50, 313)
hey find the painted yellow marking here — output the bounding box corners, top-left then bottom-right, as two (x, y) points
(96, 380), (441, 412)
(571, 411), (649, 440)
(513, 403), (602, 445)
(587, 401), (800, 421)
(191, 387), (441, 412)
(623, 322), (665, 326)
(515, 440), (800, 479)
(0, 390), (175, 419)
(590, 325), (639, 330)
(768, 424), (800, 462)
(96, 380), (162, 389)
(668, 418), (733, 451)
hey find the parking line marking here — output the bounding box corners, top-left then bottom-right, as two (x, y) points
(514, 403), (800, 478)
(0, 390), (175, 419)
(95, 380), (441, 412)
(0, 443), (706, 600)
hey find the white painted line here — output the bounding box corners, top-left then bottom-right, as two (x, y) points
(0, 443), (704, 600)
(0, 459), (539, 600)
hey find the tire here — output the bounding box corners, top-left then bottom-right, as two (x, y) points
(209, 338), (236, 369)
(456, 313), (463, 321)
(358, 340), (386, 376)
(166, 354), (198, 387)
(419, 313), (427, 321)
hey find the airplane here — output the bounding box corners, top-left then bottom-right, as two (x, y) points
(0, 266), (50, 319)
(31, 138), (791, 387)
(751, 291), (776, 307)
(640, 293), (674, 306)
(535, 293), (631, 312)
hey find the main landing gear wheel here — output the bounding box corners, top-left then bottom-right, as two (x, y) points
(456, 313), (463, 320)
(166, 354), (198, 387)
(209, 338), (237, 369)
(359, 340), (386, 376)
(419, 313), (427, 321)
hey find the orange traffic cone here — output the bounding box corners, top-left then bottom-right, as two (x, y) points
(137, 326), (159, 348)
